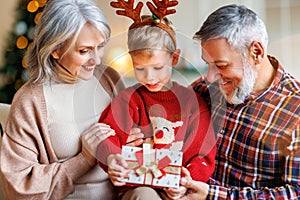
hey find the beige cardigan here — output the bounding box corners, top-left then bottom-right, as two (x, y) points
(0, 65), (125, 200)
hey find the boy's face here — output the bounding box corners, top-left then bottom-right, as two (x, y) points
(130, 49), (179, 92)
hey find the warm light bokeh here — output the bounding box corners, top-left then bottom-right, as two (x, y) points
(34, 12), (42, 24)
(27, 1), (39, 13)
(107, 48), (134, 77)
(16, 35), (28, 49)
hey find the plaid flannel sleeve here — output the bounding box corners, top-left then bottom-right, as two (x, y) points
(207, 184), (300, 200)
(207, 125), (300, 200)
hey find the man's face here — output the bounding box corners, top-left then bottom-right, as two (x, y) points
(201, 38), (257, 104)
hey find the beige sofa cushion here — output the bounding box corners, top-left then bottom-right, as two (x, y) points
(0, 103), (10, 134)
(0, 103), (10, 200)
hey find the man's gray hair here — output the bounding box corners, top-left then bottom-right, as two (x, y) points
(193, 4), (268, 56)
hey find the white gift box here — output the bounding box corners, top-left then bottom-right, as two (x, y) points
(121, 143), (183, 188)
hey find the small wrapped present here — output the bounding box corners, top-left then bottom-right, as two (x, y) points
(121, 143), (183, 188)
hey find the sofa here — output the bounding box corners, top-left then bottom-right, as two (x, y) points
(0, 103), (10, 136)
(0, 103), (11, 200)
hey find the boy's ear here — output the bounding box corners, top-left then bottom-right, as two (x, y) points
(172, 49), (181, 66)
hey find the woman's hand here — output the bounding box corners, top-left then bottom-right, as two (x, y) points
(126, 127), (144, 147)
(107, 154), (129, 186)
(81, 123), (115, 166)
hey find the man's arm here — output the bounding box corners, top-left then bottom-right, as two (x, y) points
(181, 125), (300, 200)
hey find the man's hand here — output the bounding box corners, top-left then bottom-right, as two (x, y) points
(179, 167), (209, 200)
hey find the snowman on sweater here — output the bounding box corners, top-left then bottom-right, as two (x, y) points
(150, 116), (184, 151)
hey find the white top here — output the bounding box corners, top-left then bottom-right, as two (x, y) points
(44, 76), (113, 199)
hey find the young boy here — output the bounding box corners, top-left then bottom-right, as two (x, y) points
(97, 1), (216, 199)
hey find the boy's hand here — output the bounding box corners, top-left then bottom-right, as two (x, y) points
(126, 127), (144, 146)
(160, 167), (190, 199)
(162, 186), (187, 200)
(107, 154), (130, 186)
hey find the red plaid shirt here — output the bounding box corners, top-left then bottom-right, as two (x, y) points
(192, 56), (300, 199)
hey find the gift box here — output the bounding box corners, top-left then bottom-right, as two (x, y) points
(121, 143), (183, 188)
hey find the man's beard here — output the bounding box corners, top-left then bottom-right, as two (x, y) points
(221, 59), (258, 105)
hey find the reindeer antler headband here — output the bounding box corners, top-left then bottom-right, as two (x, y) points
(110, 0), (178, 46)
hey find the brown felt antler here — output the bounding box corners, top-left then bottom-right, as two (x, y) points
(110, 0), (179, 46)
(146, 0), (178, 20)
(110, 0), (144, 23)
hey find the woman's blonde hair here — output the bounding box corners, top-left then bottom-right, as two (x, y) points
(26, 0), (110, 83)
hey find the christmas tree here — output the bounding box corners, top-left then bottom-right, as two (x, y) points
(0, 0), (47, 103)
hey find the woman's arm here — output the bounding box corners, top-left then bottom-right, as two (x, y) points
(0, 85), (92, 199)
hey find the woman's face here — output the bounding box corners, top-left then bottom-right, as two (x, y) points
(53, 23), (106, 80)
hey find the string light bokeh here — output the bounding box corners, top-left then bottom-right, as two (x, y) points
(0, 0), (47, 103)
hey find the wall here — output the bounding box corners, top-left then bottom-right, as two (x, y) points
(0, 0), (18, 66)
(95, 0), (300, 80)
(1, 0), (299, 80)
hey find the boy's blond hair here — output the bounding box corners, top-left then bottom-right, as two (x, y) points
(127, 15), (176, 54)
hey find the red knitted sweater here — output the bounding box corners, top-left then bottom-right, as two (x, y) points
(98, 82), (216, 192)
